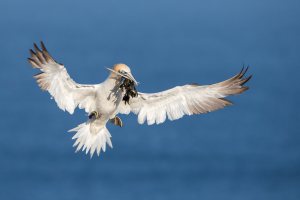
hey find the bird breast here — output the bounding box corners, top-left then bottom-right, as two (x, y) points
(95, 82), (124, 118)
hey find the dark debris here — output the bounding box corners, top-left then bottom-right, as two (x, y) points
(120, 77), (138, 104)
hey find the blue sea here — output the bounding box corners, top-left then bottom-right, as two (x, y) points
(0, 0), (299, 199)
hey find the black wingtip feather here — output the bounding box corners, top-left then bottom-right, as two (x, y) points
(33, 43), (40, 51)
(27, 57), (39, 68)
(40, 41), (47, 51)
(241, 74), (252, 85)
(29, 49), (36, 56)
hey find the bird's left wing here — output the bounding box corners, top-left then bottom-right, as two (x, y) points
(28, 42), (97, 114)
(119, 68), (251, 125)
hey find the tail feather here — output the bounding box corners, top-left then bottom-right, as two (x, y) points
(68, 120), (113, 157)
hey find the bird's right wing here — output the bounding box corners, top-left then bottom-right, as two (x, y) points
(119, 68), (251, 125)
(28, 42), (97, 114)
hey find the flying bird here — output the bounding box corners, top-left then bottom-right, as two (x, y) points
(28, 42), (252, 157)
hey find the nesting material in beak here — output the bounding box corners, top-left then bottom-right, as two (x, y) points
(106, 67), (139, 85)
(125, 72), (138, 86)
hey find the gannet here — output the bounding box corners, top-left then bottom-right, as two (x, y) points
(28, 42), (252, 157)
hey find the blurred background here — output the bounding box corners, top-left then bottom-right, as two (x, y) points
(0, 0), (299, 199)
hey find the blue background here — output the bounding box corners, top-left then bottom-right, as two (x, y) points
(0, 0), (299, 199)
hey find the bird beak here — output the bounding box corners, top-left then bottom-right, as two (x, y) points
(125, 72), (139, 86)
(106, 68), (139, 85)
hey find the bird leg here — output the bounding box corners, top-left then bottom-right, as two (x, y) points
(110, 116), (123, 127)
(89, 111), (100, 119)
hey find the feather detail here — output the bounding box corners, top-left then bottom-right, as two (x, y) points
(119, 67), (252, 125)
(69, 120), (113, 158)
(28, 41), (97, 114)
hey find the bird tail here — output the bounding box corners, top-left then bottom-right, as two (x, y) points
(68, 119), (113, 157)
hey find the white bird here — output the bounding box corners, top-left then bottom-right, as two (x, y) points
(28, 42), (252, 157)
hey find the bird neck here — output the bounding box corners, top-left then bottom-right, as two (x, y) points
(103, 74), (121, 88)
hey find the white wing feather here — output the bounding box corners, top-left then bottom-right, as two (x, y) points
(120, 68), (251, 125)
(28, 42), (97, 114)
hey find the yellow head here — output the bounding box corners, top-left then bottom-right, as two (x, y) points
(107, 63), (138, 85)
(113, 63), (131, 74)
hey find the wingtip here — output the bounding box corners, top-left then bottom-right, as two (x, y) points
(244, 74), (253, 84)
(241, 74), (252, 86)
(27, 57), (39, 68)
(238, 66), (249, 78)
(29, 49), (36, 55)
(220, 98), (234, 106)
(33, 42), (39, 50)
(40, 41), (47, 51)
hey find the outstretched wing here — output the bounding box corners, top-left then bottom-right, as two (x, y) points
(28, 42), (97, 114)
(120, 68), (251, 125)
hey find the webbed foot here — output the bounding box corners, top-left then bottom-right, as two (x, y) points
(110, 116), (123, 127)
(89, 111), (100, 119)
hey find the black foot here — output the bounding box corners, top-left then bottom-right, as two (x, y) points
(89, 111), (100, 119)
(110, 116), (123, 127)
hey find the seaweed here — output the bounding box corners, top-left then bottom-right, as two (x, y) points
(120, 77), (138, 104)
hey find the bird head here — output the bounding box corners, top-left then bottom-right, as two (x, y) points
(107, 63), (138, 85)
